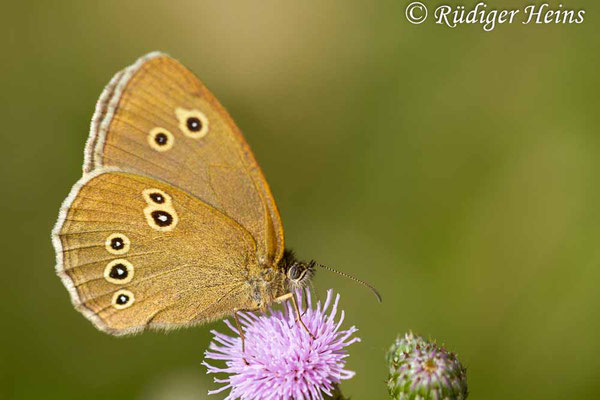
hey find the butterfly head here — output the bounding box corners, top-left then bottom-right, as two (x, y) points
(280, 250), (315, 291)
(278, 249), (382, 303)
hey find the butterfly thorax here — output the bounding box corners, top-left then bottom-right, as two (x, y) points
(247, 268), (286, 310)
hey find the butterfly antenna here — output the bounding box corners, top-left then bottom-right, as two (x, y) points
(315, 262), (382, 302)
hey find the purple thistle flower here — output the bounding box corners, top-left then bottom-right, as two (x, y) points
(203, 289), (360, 400)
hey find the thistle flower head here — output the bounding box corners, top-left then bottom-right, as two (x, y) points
(387, 332), (468, 400)
(203, 289), (360, 400)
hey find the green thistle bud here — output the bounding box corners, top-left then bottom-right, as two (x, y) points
(387, 332), (468, 400)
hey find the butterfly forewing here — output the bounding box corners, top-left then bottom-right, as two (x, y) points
(84, 52), (284, 265)
(53, 169), (261, 335)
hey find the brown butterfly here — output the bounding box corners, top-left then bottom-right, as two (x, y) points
(52, 52), (379, 337)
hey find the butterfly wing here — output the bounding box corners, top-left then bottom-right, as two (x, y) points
(84, 52), (284, 266)
(52, 169), (261, 335)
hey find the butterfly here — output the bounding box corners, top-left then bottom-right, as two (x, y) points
(52, 52), (379, 337)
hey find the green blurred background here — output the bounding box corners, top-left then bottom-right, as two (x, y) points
(1, 1), (599, 399)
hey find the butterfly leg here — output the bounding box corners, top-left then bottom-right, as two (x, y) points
(291, 294), (315, 339)
(274, 292), (315, 340)
(233, 309), (249, 365)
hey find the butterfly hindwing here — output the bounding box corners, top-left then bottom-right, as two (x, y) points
(52, 169), (261, 335)
(84, 52), (284, 266)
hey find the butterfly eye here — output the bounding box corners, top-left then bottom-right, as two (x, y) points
(104, 259), (134, 284)
(147, 127), (174, 152)
(175, 107), (209, 139)
(112, 289), (135, 309)
(287, 264), (306, 281)
(105, 233), (130, 255)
